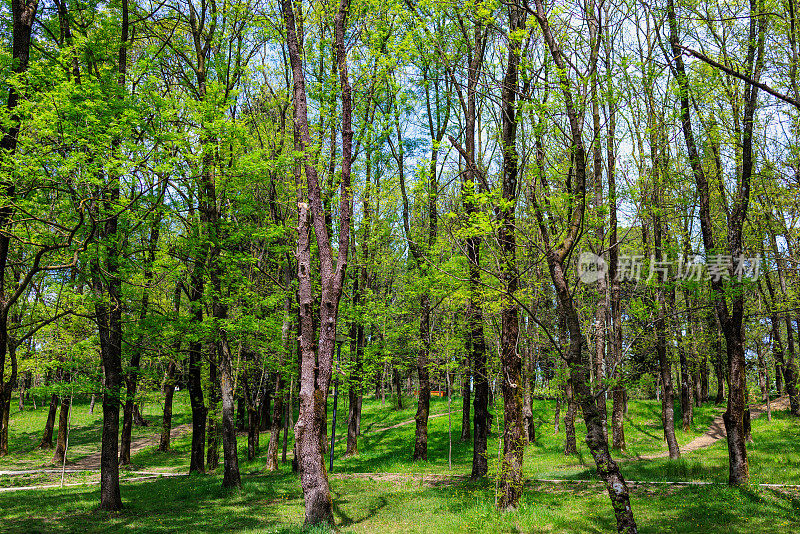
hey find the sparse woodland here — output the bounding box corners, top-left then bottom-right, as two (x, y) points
(1, 1), (800, 532)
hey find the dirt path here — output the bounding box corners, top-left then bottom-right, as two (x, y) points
(356, 409), (461, 436)
(69, 423), (192, 470)
(635, 395), (789, 460)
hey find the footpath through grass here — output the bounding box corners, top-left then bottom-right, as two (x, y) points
(1, 392), (799, 532)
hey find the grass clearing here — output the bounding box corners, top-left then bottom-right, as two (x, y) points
(1, 392), (799, 532)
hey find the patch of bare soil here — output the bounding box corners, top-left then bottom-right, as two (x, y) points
(69, 423), (192, 470)
(635, 396), (789, 460)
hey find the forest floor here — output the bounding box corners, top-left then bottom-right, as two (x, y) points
(1, 391), (799, 533)
(636, 395), (790, 459)
(70, 423), (193, 471)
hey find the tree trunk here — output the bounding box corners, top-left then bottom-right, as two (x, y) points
(119, 381), (136, 465)
(656, 303), (679, 458)
(591, 60), (608, 442)
(188, 336), (206, 473)
(345, 284), (364, 457)
(0, 0), (38, 460)
(522, 336), (535, 444)
(40, 392), (58, 449)
(53, 387), (71, 463)
(678, 328), (693, 431)
(159, 282), (181, 454)
(265, 374), (284, 470)
(218, 334), (241, 487)
(413, 295), (431, 461)
(282, 375), (292, 464)
(120, 231), (161, 465)
(607, 75), (626, 451)
(393, 366), (403, 409)
(532, 1), (638, 528)
(457, 21), (489, 474)
(563, 377), (578, 454)
(707, 310), (727, 404)
(207, 348), (220, 471)
(461, 362), (471, 442)
(757, 341), (769, 400)
(647, 76), (680, 460)
(667, 0), (764, 485)
(769, 230), (800, 415)
(496, 4), (525, 511)
(282, 0), (355, 523)
(159, 361), (176, 452)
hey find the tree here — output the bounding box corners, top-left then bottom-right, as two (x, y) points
(667, 0), (766, 486)
(282, 0), (355, 524)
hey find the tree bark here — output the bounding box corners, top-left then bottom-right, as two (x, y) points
(606, 66), (625, 451)
(678, 323), (693, 431)
(667, 0), (765, 485)
(496, 3), (526, 511)
(282, 0), (354, 524)
(159, 361), (176, 452)
(413, 297), (431, 461)
(452, 21), (489, 477)
(53, 384), (71, 464)
(532, 1), (638, 529)
(40, 392), (58, 449)
(768, 228), (800, 414)
(207, 348), (220, 471)
(0, 0), (39, 460)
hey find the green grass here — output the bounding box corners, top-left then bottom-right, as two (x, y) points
(1, 391), (799, 532)
(0, 392), (193, 472)
(1, 469), (799, 533)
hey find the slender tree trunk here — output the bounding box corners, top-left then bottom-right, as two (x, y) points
(769, 231), (800, 414)
(678, 327), (693, 431)
(393, 366), (403, 409)
(667, 0), (765, 485)
(40, 392), (58, 449)
(560, 314), (577, 454)
(217, 334), (241, 487)
(607, 75), (625, 451)
(554, 396), (561, 434)
(265, 373), (284, 469)
(268, 262), (293, 469)
(656, 298), (679, 458)
(563, 370), (578, 455)
(461, 359), (471, 442)
(345, 280), (363, 457)
(0, 335), (20, 455)
(522, 330), (534, 444)
(282, 0), (355, 524)
(712, 316), (726, 404)
(282, 374), (293, 464)
(532, 2), (638, 529)
(591, 60), (608, 442)
(647, 82), (680, 460)
(0, 0), (38, 461)
(159, 361), (176, 452)
(451, 21), (489, 478)
(207, 348), (220, 470)
(413, 297), (431, 461)
(119, 377), (138, 464)
(159, 281), (181, 454)
(757, 341), (769, 403)
(496, 4), (525, 510)
(53, 385), (71, 463)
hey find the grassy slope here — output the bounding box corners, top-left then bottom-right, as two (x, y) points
(1, 391), (799, 533)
